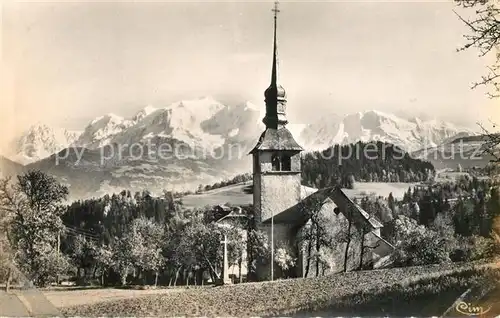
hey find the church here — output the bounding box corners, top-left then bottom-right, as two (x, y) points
(247, 1), (395, 280)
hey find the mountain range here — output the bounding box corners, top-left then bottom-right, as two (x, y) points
(0, 96), (481, 199)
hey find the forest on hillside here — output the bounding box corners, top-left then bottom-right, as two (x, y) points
(301, 141), (435, 189)
(356, 175), (500, 267)
(190, 141), (435, 195)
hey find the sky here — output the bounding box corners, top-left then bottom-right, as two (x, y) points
(0, 0), (498, 152)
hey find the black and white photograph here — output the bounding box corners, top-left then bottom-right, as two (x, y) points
(0, 0), (500, 316)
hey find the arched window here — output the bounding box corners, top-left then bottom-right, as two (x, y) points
(281, 154), (291, 171)
(270, 153), (291, 171)
(271, 154), (281, 171)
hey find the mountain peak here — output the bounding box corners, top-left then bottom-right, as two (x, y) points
(301, 110), (478, 152)
(133, 105), (158, 122)
(7, 124), (81, 164)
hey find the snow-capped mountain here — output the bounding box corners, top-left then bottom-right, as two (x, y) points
(8, 123), (82, 165)
(22, 97), (265, 199)
(113, 96), (228, 149)
(73, 97), (262, 152)
(299, 110), (477, 152)
(12, 100), (475, 165)
(75, 113), (135, 149)
(6, 98), (481, 200)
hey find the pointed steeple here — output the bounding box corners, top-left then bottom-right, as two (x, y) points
(263, 0), (288, 130)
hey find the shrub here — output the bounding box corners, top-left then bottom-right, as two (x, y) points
(450, 235), (497, 262)
(391, 216), (452, 267)
(392, 230), (451, 267)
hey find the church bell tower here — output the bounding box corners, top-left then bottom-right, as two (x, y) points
(250, 0), (303, 225)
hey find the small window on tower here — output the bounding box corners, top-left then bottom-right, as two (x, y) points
(281, 154), (291, 171)
(271, 154), (281, 171)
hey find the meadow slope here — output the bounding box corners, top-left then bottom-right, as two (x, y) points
(61, 261), (500, 317)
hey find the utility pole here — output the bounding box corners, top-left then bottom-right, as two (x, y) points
(271, 213), (274, 281)
(56, 230), (60, 285)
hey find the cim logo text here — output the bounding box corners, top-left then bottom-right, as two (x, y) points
(456, 301), (492, 316)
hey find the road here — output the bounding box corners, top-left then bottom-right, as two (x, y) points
(0, 289), (61, 317)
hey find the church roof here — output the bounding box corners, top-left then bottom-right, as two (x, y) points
(249, 127), (303, 154)
(262, 186), (383, 231)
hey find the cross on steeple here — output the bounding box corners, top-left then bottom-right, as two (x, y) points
(263, 0), (288, 129)
(272, 0), (280, 18)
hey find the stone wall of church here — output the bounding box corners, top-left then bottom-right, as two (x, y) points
(260, 174), (301, 222)
(256, 223), (297, 281)
(253, 174), (262, 223)
(253, 151), (302, 224)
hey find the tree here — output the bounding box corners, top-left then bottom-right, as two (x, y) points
(246, 211), (270, 282)
(126, 217), (165, 286)
(273, 244), (296, 278)
(0, 171), (69, 287)
(111, 235), (133, 286)
(339, 206), (354, 273)
(67, 233), (98, 284)
(226, 227), (246, 283)
(391, 215), (451, 267)
(94, 244), (113, 286)
(487, 187), (500, 237)
(387, 192), (396, 213)
(453, 198), (476, 236)
(346, 174), (355, 189)
(355, 219), (383, 271)
(456, 0), (500, 98)
(418, 194), (436, 226)
(456, 1), (500, 160)
(297, 195), (334, 277)
(0, 193), (17, 291)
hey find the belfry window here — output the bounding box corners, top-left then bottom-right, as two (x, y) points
(281, 154), (291, 171)
(271, 154), (281, 171)
(271, 153), (291, 171)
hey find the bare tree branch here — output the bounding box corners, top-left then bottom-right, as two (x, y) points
(455, 0), (500, 97)
(477, 121), (500, 161)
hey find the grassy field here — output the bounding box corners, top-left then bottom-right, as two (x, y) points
(299, 268), (500, 316)
(342, 182), (417, 200)
(181, 181), (253, 209)
(181, 181), (415, 209)
(60, 262), (499, 317)
(42, 287), (184, 308)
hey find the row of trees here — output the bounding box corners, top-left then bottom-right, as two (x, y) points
(0, 170), (274, 287)
(366, 175), (500, 267)
(0, 170), (397, 287)
(1, 168), (499, 288)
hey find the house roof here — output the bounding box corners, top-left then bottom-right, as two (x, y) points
(216, 212), (248, 224)
(215, 206), (247, 224)
(215, 204), (232, 212)
(249, 127), (303, 154)
(262, 186), (383, 231)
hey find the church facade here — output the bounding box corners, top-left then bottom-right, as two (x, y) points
(249, 1), (395, 280)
